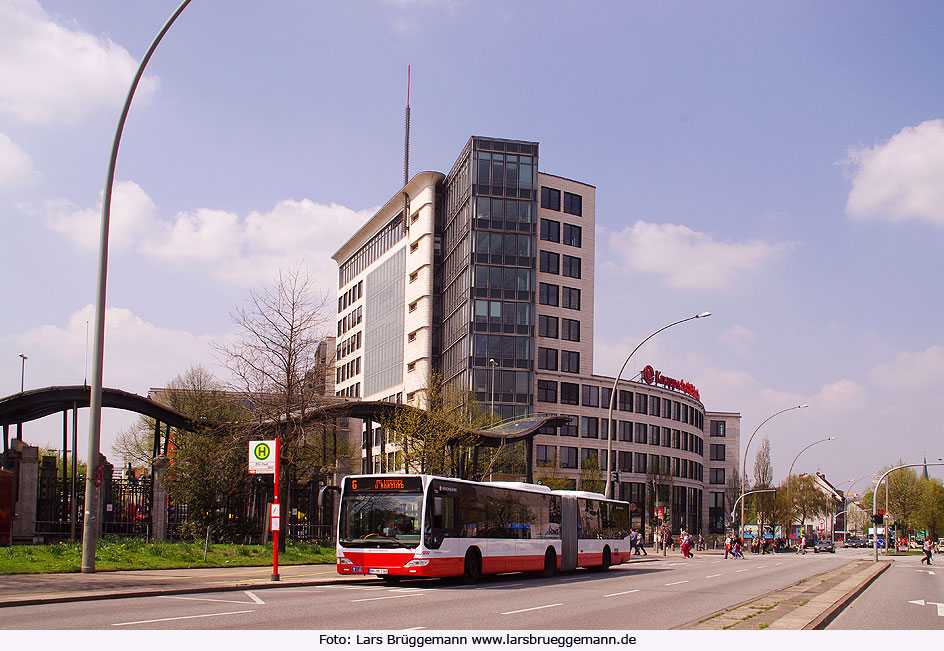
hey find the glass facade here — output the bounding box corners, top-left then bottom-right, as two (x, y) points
(442, 137), (538, 421)
(364, 247), (406, 396)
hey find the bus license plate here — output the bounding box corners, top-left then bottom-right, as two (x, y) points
(367, 568), (388, 575)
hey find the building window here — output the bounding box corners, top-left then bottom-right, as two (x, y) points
(538, 315), (559, 338)
(650, 395), (660, 416)
(540, 218), (560, 242)
(710, 444), (726, 461)
(561, 318), (580, 342)
(619, 421), (632, 442)
(710, 420), (726, 437)
(560, 446), (578, 469)
(409, 301), (418, 312)
(635, 453), (647, 475)
(560, 415), (578, 436)
(560, 382), (579, 405)
(619, 451), (632, 472)
(581, 417), (599, 439)
(710, 468), (725, 485)
(563, 223), (582, 247)
(537, 347), (558, 371)
(562, 255), (581, 279)
(582, 384), (600, 407)
(635, 392), (648, 414)
(537, 445), (556, 467)
(634, 422), (647, 444)
(618, 390), (633, 412)
(561, 350), (580, 373)
(539, 250), (560, 274)
(409, 271), (418, 283)
(539, 282), (559, 306)
(561, 287), (580, 310)
(537, 380), (557, 403)
(563, 191), (582, 216)
(541, 186), (561, 211)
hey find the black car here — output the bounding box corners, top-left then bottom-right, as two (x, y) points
(842, 538), (863, 548)
(812, 539), (835, 553)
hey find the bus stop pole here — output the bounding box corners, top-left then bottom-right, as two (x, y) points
(272, 437), (280, 581)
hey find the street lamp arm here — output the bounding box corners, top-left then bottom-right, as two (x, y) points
(730, 489), (777, 520)
(604, 312), (710, 498)
(870, 461), (944, 562)
(787, 436), (837, 477)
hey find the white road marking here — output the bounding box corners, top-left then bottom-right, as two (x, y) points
(705, 574), (723, 579)
(113, 610), (255, 626)
(735, 569), (749, 573)
(502, 603), (562, 615)
(351, 594), (422, 602)
(158, 596), (254, 605)
(403, 627), (426, 630)
(908, 599), (944, 616)
(245, 591), (265, 604)
(665, 580), (689, 586)
(604, 589), (640, 597)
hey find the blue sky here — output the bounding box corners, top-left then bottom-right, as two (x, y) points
(2, 0), (943, 490)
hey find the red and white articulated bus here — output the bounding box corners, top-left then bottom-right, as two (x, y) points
(336, 474), (632, 583)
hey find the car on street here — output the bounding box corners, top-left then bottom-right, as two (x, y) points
(842, 537), (864, 548)
(812, 539), (835, 553)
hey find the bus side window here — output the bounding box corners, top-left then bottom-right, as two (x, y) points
(425, 496), (456, 549)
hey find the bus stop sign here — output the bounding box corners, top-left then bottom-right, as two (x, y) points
(249, 441), (276, 474)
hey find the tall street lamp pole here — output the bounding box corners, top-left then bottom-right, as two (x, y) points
(740, 404), (808, 539)
(871, 461), (944, 562)
(81, 0), (193, 574)
(787, 436), (837, 477)
(604, 312), (711, 499)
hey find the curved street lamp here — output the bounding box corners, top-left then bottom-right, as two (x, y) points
(82, 0), (194, 574)
(740, 404), (808, 537)
(787, 436), (837, 477)
(604, 312), (711, 499)
(870, 460), (944, 562)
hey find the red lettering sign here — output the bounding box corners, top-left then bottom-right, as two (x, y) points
(642, 365), (700, 401)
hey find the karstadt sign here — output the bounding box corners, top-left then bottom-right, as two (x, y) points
(642, 365), (700, 401)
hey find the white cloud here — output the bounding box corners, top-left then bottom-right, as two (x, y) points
(0, 0), (158, 125)
(606, 221), (794, 291)
(845, 119), (944, 228)
(869, 345), (944, 391)
(0, 132), (40, 189)
(31, 182), (370, 290)
(720, 325), (754, 357)
(19, 304), (219, 395)
(33, 180), (159, 252)
(809, 379), (868, 413)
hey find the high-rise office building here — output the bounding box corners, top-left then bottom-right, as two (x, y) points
(331, 136), (740, 535)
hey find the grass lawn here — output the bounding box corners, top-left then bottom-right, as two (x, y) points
(0, 537), (336, 574)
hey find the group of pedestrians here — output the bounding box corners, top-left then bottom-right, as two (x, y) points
(724, 535), (744, 559)
(629, 529), (648, 556)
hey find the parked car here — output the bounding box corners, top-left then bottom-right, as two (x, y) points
(812, 539), (835, 553)
(842, 538), (864, 548)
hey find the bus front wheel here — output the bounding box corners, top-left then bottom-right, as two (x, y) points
(463, 549), (482, 584)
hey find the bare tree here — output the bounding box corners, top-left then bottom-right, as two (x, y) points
(753, 438), (775, 536)
(215, 263), (337, 547)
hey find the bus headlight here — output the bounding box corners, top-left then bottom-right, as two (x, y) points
(404, 559), (430, 567)
(337, 557), (353, 565)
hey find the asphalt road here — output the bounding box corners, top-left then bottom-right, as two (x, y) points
(0, 550), (858, 630)
(828, 553), (943, 629)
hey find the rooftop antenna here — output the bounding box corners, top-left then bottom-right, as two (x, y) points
(403, 66), (411, 234)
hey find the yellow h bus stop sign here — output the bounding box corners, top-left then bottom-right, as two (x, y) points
(249, 440), (276, 474)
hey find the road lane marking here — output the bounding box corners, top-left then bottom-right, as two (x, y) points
(113, 610), (255, 626)
(665, 580), (689, 586)
(157, 595), (255, 605)
(604, 589), (640, 597)
(705, 574), (723, 579)
(735, 569), (749, 573)
(351, 594), (423, 602)
(245, 591), (264, 604)
(403, 627), (426, 630)
(502, 603), (562, 615)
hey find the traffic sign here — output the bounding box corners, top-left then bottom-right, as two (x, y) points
(249, 441), (276, 474)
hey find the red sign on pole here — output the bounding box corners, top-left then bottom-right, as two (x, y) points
(271, 437), (280, 582)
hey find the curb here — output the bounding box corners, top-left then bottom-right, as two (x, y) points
(803, 561), (890, 630)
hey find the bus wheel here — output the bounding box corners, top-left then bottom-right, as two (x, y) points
(463, 549), (482, 585)
(600, 547), (612, 571)
(542, 548), (557, 578)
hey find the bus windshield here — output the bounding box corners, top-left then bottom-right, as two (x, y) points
(339, 491), (423, 548)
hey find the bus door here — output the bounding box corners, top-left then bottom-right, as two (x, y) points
(560, 496), (578, 571)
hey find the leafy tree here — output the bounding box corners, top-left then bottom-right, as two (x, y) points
(779, 474), (829, 537)
(376, 371), (492, 478)
(915, 478), (944, 540)
(579, 451), (604, 494)
(534, 450), (574, 490)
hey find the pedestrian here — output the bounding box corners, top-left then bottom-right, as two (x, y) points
(725, 535), (732, 559)
(733, 537), (743, 559)
(921, 538), (933, 565)
(698, 534), (705, 551)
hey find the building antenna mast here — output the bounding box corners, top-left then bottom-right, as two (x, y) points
(403, 65), (411, 233)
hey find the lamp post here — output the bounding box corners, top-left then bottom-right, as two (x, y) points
(488, 358), (497, 421)
(18, 353), (28, 392)
(81, 0), (193, 574)
(871, 461), (944, 562)
(787, 436), (837, 477)
(740, 404), (808, 539)
(604, 312), (711, 499)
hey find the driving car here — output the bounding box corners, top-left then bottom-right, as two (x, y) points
(812, 539), (835, 553)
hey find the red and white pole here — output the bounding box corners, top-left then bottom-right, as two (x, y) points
(272, 437), (280, 581)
